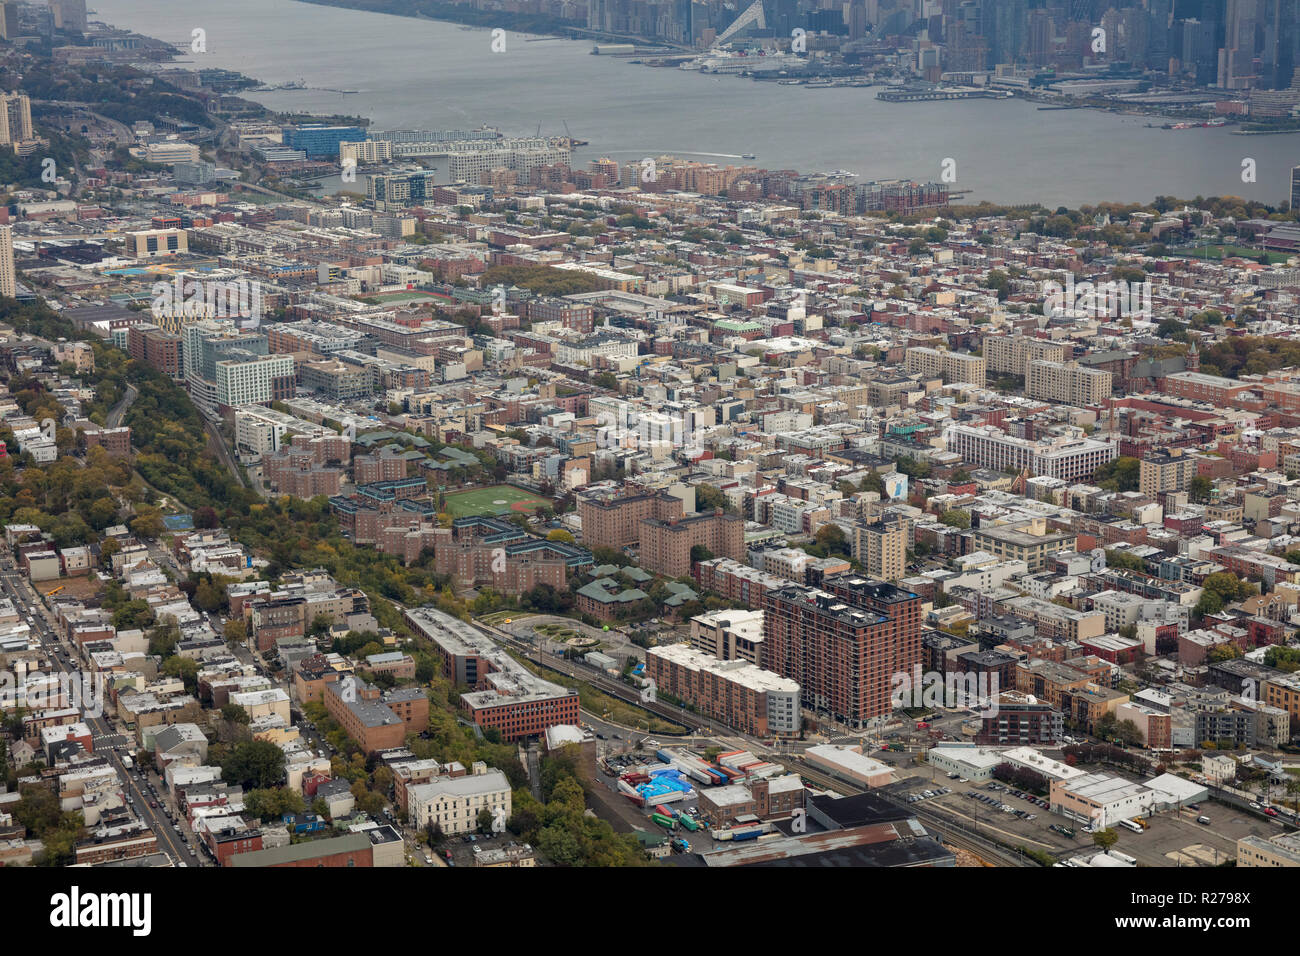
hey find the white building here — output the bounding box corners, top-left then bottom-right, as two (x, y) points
(408, 767), (511, 835)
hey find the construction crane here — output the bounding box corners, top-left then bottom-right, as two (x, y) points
(44, 585), (65, 597)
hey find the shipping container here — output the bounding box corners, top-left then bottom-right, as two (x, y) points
(650, 813), (676, 831)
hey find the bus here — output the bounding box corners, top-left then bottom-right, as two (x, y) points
(1118, 819), (1144, 833)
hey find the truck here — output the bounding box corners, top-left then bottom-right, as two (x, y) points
(671, 838), (691, 853)
(649, 813), (676, 831)
(121, 755), (134, 770)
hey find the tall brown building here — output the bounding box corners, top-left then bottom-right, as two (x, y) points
(577, 485), (684, 550)
(638, 510), (745, 577)
(127, 323), (183, 380)
(763, 577), (922, 730)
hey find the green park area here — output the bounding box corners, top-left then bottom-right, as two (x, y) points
(442, 484), (549, 517)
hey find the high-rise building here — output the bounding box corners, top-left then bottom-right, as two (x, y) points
(1139, 447), (1196, 497)
(1292, 165), (1300, 210)
(983, 333), (1068, 376)
(0, 224), (13, 299)
(0, 92), (33, 147)
(49, 0), (87, 32)
(1024, 359), (1112, 406)
(762, 577), (921, 729)
(854, 518), (907, 582)
(904, 346), (986, 386)
(0, 2), (18, 40)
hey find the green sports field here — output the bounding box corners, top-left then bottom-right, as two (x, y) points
(443, 484), (549, 517)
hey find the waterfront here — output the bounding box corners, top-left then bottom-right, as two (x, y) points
(96, 0), (1298, 207)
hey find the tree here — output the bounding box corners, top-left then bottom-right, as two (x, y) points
(477, 807), (495, 834)
(224, 619), (248, 645)
(694, 483), (732, 513)
(1105, 549), (1146, 572)
(244, 787), (305, 821)
(1188, 474), (1213, 503)
(939, 509), (971, 530)
(689, 544), (713, 564)
(1092, 828), (1119, 854)
(813, 523), (849, 556)
(1194, 589), (1224, 617)
(546, 528), (575, 544)
(1207, 642), (1242, 663)
(221, 702), (251, 725)
(220, 739), (287, 790)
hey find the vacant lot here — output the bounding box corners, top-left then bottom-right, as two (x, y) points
(443, 484), (548, 517)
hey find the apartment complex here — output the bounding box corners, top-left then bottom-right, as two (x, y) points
(983, 334), (1068, 376)
(646, 643), (801, 737)
(638, 509), (745, 577)
(762, 577), (921, 729)
(1140, 447), (1197, 496)
(975, 691), (1064, 746)
(215, 353), (295, 410)
(945, 425), (1117, 482)
(904, 346), (986, 387)
(405, 607), (579, 741)
(0, 91), (32, 148)
(0, 223), (14, 299)
(1025, 360), (1112, 406)
(322, 676), (430, 755)
(577, 485), (684, 549)
(689, 608), (765, 664)
(970, 520), (1078, 572)
(853, 518), (907, 582)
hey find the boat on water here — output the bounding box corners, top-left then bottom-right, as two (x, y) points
(742, 153), (756, 160)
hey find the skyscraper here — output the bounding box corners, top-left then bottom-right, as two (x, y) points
(0, 92), (33, 146)
(0, 224), (16, 299)
(1291, 165), (1300, 211)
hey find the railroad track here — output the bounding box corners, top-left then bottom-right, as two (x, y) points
(779, 756), (1036, 867)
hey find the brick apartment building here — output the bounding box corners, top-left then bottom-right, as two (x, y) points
(322, 676), (429, 754)
(405, 606), (579, 741)
(81, 426), (131, 457)
(638, 509), (745, 577)
(577, 485), (684, 549)
(975, 691), (1064, 746)
(762, 577), (922, 729)
(127, 323), (183, 380)
(646, 643), (800, 736)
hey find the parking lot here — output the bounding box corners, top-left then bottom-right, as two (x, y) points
(891, 772), (1271, 865)
(896, 777), (1074, 855)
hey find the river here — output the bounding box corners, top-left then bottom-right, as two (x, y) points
(94, 0), (1299, 207)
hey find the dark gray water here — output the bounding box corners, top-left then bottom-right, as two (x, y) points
(96, 0), (1300, 206)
